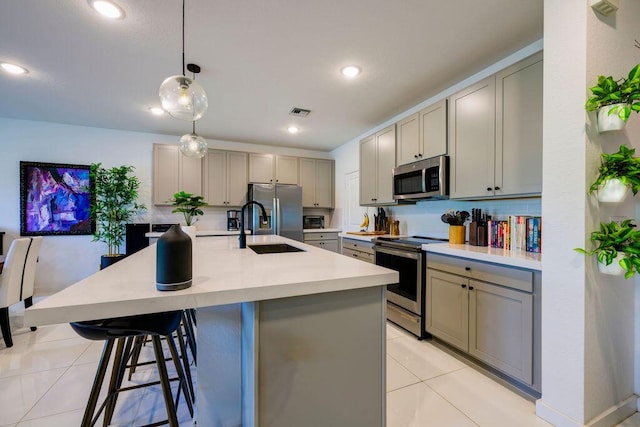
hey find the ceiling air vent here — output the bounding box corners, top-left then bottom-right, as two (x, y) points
(289, 107), (311, 117)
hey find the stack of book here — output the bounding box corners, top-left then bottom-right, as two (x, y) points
(487, 216), (542, 253)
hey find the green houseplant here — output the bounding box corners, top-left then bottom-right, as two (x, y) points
(586, 63), (640, 132)
(575, 219), (640, 279)
(589, 144), (640, 202)
(170, 191), (207, 226)
(90, 163), (146, 268)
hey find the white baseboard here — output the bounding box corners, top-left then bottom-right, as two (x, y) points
(536, 396), (637, 427)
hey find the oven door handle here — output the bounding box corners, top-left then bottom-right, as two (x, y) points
(374, 246), (421, 260)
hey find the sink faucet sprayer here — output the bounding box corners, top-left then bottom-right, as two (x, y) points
(239, 201), (268, 249)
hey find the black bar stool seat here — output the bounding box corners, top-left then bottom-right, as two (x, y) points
(71, 311), (193, 427)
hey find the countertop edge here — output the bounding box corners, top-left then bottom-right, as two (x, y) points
(423, 243), (542, 271)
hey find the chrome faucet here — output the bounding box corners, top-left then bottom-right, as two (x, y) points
(239, 201), (268, 249)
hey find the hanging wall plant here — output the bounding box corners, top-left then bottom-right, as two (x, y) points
(586, 63), (640, 133)
(575, 219), (640, 279)
(589, 144), (640, 203)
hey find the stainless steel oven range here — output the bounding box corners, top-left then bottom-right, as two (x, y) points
(374, 236), (447, 339)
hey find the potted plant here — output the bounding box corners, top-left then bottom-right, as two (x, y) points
(170, 191), (207, 240)
(90, 163), (146, 269)
(586, 63), (640, 132)
(575, 219), (640, 279)
(588, 144), (640, 203)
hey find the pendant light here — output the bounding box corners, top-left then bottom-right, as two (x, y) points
(179, 63), (207, 158)
(159, 0), (208, 121)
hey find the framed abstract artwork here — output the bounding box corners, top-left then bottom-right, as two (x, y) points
(20, 161), (95, 236)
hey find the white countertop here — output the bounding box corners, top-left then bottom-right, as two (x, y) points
(146, 229), (245, 238)
(26, 235), (397, 326)
(303, 228), (342, 233)
(423, 243), (542, 271)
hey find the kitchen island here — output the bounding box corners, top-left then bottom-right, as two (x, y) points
(26, 235), (397, 427)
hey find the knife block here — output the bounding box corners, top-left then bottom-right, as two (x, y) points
(468, 222), (487, 246)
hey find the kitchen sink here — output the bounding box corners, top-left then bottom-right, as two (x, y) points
(248, 243), (305, 254)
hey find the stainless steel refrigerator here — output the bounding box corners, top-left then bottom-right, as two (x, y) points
(247, 184), (303, 242)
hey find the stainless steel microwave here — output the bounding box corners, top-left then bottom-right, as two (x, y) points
(392, 155), (449, 200)
(303, 215), (325, 229)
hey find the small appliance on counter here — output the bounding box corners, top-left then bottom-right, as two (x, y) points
(303, 215), (324, 229)
(227, 210), (241, 231)
(151, 223), (179, 233)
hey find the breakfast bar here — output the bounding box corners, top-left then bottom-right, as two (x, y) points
(25, 235), (397, 426)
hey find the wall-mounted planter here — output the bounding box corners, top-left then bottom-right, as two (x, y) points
(597, 254), (626, 276)
(596, 178), (629, 203)
(597, 103), (628, 133)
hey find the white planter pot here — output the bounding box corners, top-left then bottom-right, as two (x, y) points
(181, 225), (197, 243)
(597, 254), (626, 276)
(596, 178), (629, 203)
(597, 103), (628, 133)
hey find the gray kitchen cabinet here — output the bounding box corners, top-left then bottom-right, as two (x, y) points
(248, 154), (299, 185)
(300, 158), (334, 208)
(203, 149), (248, 207)
(359, 125), (396, 206)
(341, 238), (375, 263)
(426, 253), (539, 391)
(153, 143), (203, 205)
(449, 52), (542, 199)
(304, 232), (339, 253)
(396, 100), (448, 167)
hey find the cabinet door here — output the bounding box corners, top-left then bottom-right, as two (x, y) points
(359, 134), (377, 205)
(495, 53), (543, 197)
(204, 150), (227, 206)
(315, 160), (333, 208)
(396, 113), (420, 166)
(426, 269), (469, 352)
(275, 155), (299, 185)
(249, 153), (275, 183)
(227, 151), (248, 206)
(375, 125), (396, 205)
(468, 280), (533, 385)
(153, 144), (180, 205)
(299, 158), (317, 207)
(322, 240), (339, 253)
(420, 99), (448, 159)
(449, 77), (496, 199)
(180, 153), (203, 197)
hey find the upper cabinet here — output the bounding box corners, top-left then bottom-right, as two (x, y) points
(153, 144), (203, 205)
(449, 52), (543, 199)
(360, 125), (396, 206)
(396, 99), (448, 166)
(300, 158), (334, 208)
(248, 153), (299, 185)
(203, 150), (248, 207)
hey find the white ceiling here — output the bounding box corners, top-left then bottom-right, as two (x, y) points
(0, 0), (543, 152)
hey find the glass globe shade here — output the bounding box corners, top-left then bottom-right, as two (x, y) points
(159, 75), (208, 121)
(179, 133), (207, 158)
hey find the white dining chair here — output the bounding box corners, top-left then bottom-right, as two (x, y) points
(21, 236), (42, 331)
(0, 238), (31, 348)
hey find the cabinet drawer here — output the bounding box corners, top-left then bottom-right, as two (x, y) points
(342, 239), (374, 255)
(426, 253), (533, 293)
(342, 248), (374, 263)
(304, 232), (339, 242)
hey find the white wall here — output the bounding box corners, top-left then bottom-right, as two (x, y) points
(536, 0), (639, 425)
(0, 118), (331, 294)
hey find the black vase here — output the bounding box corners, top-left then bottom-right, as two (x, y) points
(156, 225), (192, 291)
(100, 254), (125, 270)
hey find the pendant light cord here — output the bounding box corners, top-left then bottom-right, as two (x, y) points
(181, 0), (185, 76)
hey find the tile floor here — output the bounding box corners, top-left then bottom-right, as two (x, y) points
(0, 304), (638, 426)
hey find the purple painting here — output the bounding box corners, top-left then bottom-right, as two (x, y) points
(20, 161), (94, 236)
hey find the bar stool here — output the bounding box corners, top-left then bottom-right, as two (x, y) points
(70, 311), (193, 427)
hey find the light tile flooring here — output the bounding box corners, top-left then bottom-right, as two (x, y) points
(1, 304), (638, 426)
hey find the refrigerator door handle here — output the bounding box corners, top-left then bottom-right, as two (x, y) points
(276, 197), (281, 235)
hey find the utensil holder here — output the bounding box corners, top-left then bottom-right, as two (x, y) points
(449, 225), (466, 245)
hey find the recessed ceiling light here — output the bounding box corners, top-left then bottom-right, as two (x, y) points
(287, 126), (299, 134)
(0, 62), (28, 75)
(341, 65), (361, 78)
(88, 0), (125, 19)
(149, 107), (165, 116)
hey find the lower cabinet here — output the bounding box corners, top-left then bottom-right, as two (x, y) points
(304, 232), (339, 253)
(341, 238), (375, 263)
(426, 253), (539, 391)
